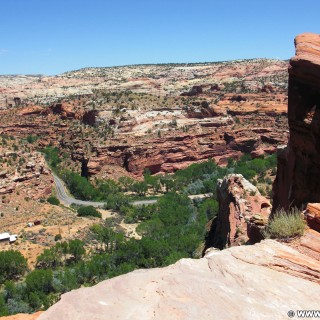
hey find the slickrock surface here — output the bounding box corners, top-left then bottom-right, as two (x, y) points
(1, 312), (43, 320)
(207, 174), (271, 249)
(298, 229), (320, 260)
(38, 240), (320, 320)
(273, 33), (320, 210)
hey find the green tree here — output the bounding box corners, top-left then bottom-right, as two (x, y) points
(132, 181), (148, 196)
(118, 176), (134, 191)
(67, 240), (85, 262)
(26, 269), (53, 295)
(42, 146), (61, 168)
(0, 251), (28, 283)
(77, 206), (101, 218)
(61, 171), (98, 200)
(36, 248), (61, 269)
(199, 199), (219, 221)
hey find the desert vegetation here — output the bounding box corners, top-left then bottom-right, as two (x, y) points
(263, 208), (306, 239)
(0, 57), (293, 317)
(0, 152), (279, 315)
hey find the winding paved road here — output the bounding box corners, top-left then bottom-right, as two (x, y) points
(52, 173), (157, 208)
(52, 173), (213, 208)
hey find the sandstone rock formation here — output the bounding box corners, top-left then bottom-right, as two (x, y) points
(206, 174), (270, 249)
(304, 203), (320, 232)
(0, 57), (289, 179)
(0, 95), (288, 178)
(0, 59), (288, 109)
(273, 33), (320, 210)
(38, 240), (320, 320)
(1, 312), (43, 320)
(0, 151), (51, 199)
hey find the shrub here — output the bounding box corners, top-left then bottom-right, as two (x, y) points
(0, 251), (28, 283)
(26, 135), (39, 144)
(0, 293), (9, 316)
(47, 196), (60, 206)
(263, 208), (306, 239)
(54, 234), (62, 241)
(26, 269), (53, 294)
(77, 206), (101, 218)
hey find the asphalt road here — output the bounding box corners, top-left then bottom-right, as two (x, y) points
(52, 173), (157, 208)
(52, 173), (213, 208)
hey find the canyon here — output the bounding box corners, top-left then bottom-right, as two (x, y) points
(2, 35), (320, 320)
(0, 59), (288, 179)
(32, 33), (320, 320)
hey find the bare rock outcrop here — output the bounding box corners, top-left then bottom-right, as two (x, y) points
(180, 85), (203, 96)
(273, 33), (320, 210)
(0, 151), (51, 199)
(1, 312), (43, 320)
(38, 240), (320, 320)
(304, 203), (320, 232)
(44, 102), (98, 125)
(207, 174), (270, 249)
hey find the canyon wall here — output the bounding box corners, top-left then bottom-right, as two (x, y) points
(0, 101), (287, 179)
(273, 33), (320, 210)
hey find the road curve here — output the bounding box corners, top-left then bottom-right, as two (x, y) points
(52, 173), (213, 208)
(52, 173), (157, 208)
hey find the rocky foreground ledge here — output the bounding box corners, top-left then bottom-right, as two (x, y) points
(37, 240), (320, 320)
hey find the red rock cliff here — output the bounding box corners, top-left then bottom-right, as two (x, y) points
(273, 33), (320, 210)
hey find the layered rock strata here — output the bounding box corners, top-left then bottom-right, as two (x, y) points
(0, 102), (288, 178)
(273, 33), (320, 210)
(304, 203), (320, 232)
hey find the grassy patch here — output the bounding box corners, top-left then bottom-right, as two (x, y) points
(263, 208), (306, 239)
